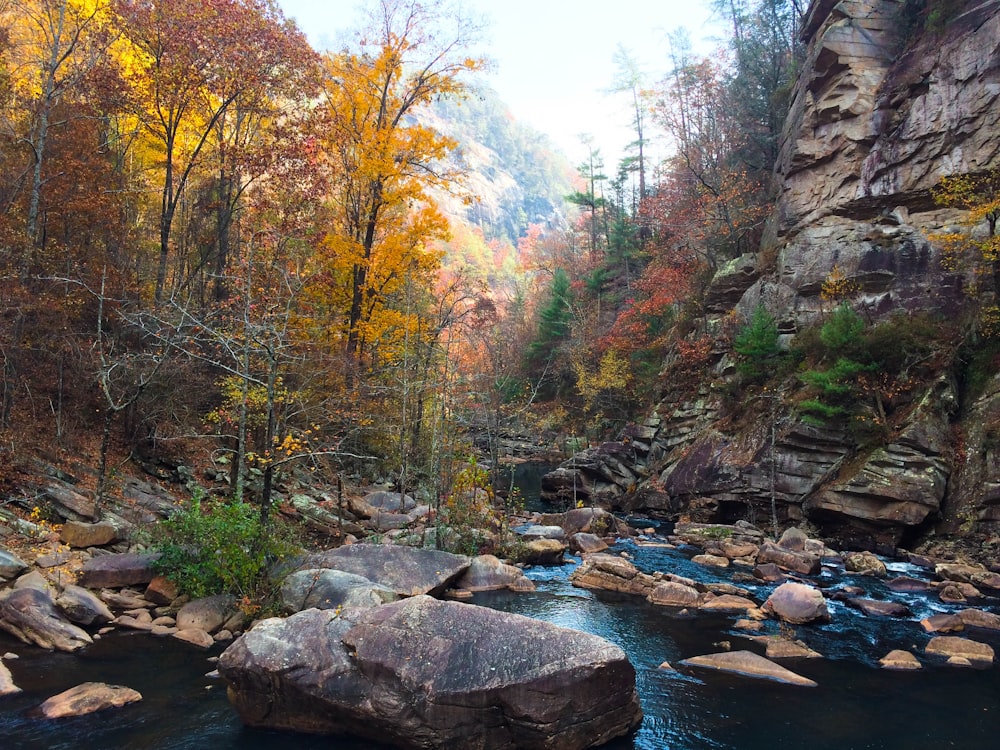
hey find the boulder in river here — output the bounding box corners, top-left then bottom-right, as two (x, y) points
(55, 584), (114, 626)
(0, 659), (20, 695)
(0, 587), (93, 652)
(762, 582), (830, 625)
(879, 650), (922, 671)
(280, 569), (398, 613)
(454, 555), (535, 593)
(924, 636), (995, 667)
(219, 596), (643, 750)
(680, 650), (817, 687)
(32, 682), (142, 718)
(756, 541), (821, 576)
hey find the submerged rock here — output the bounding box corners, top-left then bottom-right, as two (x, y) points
(219, 596), (643, 749)
(680, 650), (817, 687)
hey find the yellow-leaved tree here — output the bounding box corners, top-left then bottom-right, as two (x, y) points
(312, 0), (484, 366)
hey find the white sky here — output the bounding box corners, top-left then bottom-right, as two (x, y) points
(277, 0), (721, 168)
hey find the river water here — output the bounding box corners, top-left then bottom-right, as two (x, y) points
(2, 534), (1000, 748)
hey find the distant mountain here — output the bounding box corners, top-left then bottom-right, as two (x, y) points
(425, 83), (576, 242)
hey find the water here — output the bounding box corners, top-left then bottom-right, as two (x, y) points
(3, 539), (1000, 749)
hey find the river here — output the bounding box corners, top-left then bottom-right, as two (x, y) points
(3, 532), (999, 749)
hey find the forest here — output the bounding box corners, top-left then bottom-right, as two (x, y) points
(2, 0), (995, 585)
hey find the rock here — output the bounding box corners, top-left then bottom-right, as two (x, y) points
(718, 540), (759, 560)
(752, 636), (822, 659)
(756, 541), (821, 576)
(539, 507), (629, 537)
(879, 650), (922, 671)
(0, 587), (93, 651)
(176, 595), (239, 634)
(172, 628), (215, 649)
(454, 555), (535, 593)
(363, 491), (416, 513)
(762, 582), (830, 625)
(55, 585), (114, 626)
(939, 582), (981, 604)
(647, 581), (702, 608)
(846, 598), (911, 618)
(569, 532), (608, 554)
(753, 562), (787, 582)
(844, 551), (887, 577)
(0, 659), (20, 695)
(59, 520), (119, 549)
(920, 614), (964, 634)
(280, 569), (398, 613)
(0, 548), (29, 580)
(935, 563), (986, 584)
(144, 576), (180, 606)
(99, 589), (153, 610)
(297, 544), (470, 597)
(571, 554), (657, 596)
(692, 554), (730, 569)
(34, 550), (72, 568)
(116, 613), (152, 631)
(957, 608), (1000, 632)
(14, 570), (54, 593)
(925, 637), (994, 667)
(520, 538), (566, 566)
(680, 650), (817, 687)
(518, 524), (566, 541)
(41, 480), (97, 521)
(33, 682), (141, 718)
(777, 527), (808, 552)
(219, 596), (643, 749)
(79, 553), (159, 589)
(699, 595), (761, 614)
(887, 576), (933, 593)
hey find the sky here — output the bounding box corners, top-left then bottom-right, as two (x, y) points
(276, 1), (721, 168)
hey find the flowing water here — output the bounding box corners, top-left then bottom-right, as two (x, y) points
(3, 535), (1000, 748)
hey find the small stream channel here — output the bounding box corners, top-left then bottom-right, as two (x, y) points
(2, 486), (1000, 748)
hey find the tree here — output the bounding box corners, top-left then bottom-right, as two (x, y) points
(112, 0), (311, 303)
(608, 44), (649, 202)
(733, 303), (781, 380)
(315, 0), (484, 364)
(567, 136), (608, 259)
(929, 168), (1000, 295)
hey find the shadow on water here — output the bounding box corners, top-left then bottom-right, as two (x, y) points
(3, 539), (1000, 749)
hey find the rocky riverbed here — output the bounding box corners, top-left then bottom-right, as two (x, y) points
(2, 506), (1000, 748)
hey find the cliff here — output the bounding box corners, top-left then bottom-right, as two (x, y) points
(543, 0), (1000, 555)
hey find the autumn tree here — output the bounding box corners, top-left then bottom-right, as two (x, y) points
(314, 0), (484, 365)
(112, 0), (312, 303)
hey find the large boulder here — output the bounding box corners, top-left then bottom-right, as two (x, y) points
(570, 554), (657, 597)
(762, 582), (830, 625)
(55, 585), (114, 626)
(296, 544), (469, 597)
(176, 595), (242, 634)
(219, 596), (643, 749)
(756, 541), (821, 576)
(0, 587), (93, 651)
(59, 520), (119, 549)
(925, 636), (995, 667)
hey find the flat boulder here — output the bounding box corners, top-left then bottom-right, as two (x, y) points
(846, 598), (911, 618)
(680, 650), (817, 687)
(957, 608), (1000, 631)
(0, 587), (93, 652)
(280, 569), (398, 613)
(299, 543), (470, 597)
(520, 538), (566, 566)
(648, 581), (702, 608)
(762, 582), (830, 625)
(569, 533), (608, 554)
(79, 553), (159, 589)
(219, 596), (643, 749)
(33, 682), (141, 718)
(925, 636), (994, 666)
(570, 554), (656, 596)
(519, 525), (566, 541)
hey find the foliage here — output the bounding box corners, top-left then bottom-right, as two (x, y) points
(573, 348), (633, 424)
(438, 459), (498, 556)
(733, 304), (782, 381)
(819, 302), (867, 357)
(152, 491), (296, 604)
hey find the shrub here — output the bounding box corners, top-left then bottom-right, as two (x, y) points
(152, 491), (296, 605)
(733, 304), (782, 381)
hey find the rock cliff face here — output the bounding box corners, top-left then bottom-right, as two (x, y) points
(543, 0), (1000, 552)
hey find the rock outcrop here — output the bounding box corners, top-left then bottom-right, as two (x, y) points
(219, 596), (643, 750)
(541, 0), (1000, 550)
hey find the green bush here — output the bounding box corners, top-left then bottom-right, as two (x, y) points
(733, 304), (782, 381)
(152, 492), (296, 604)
